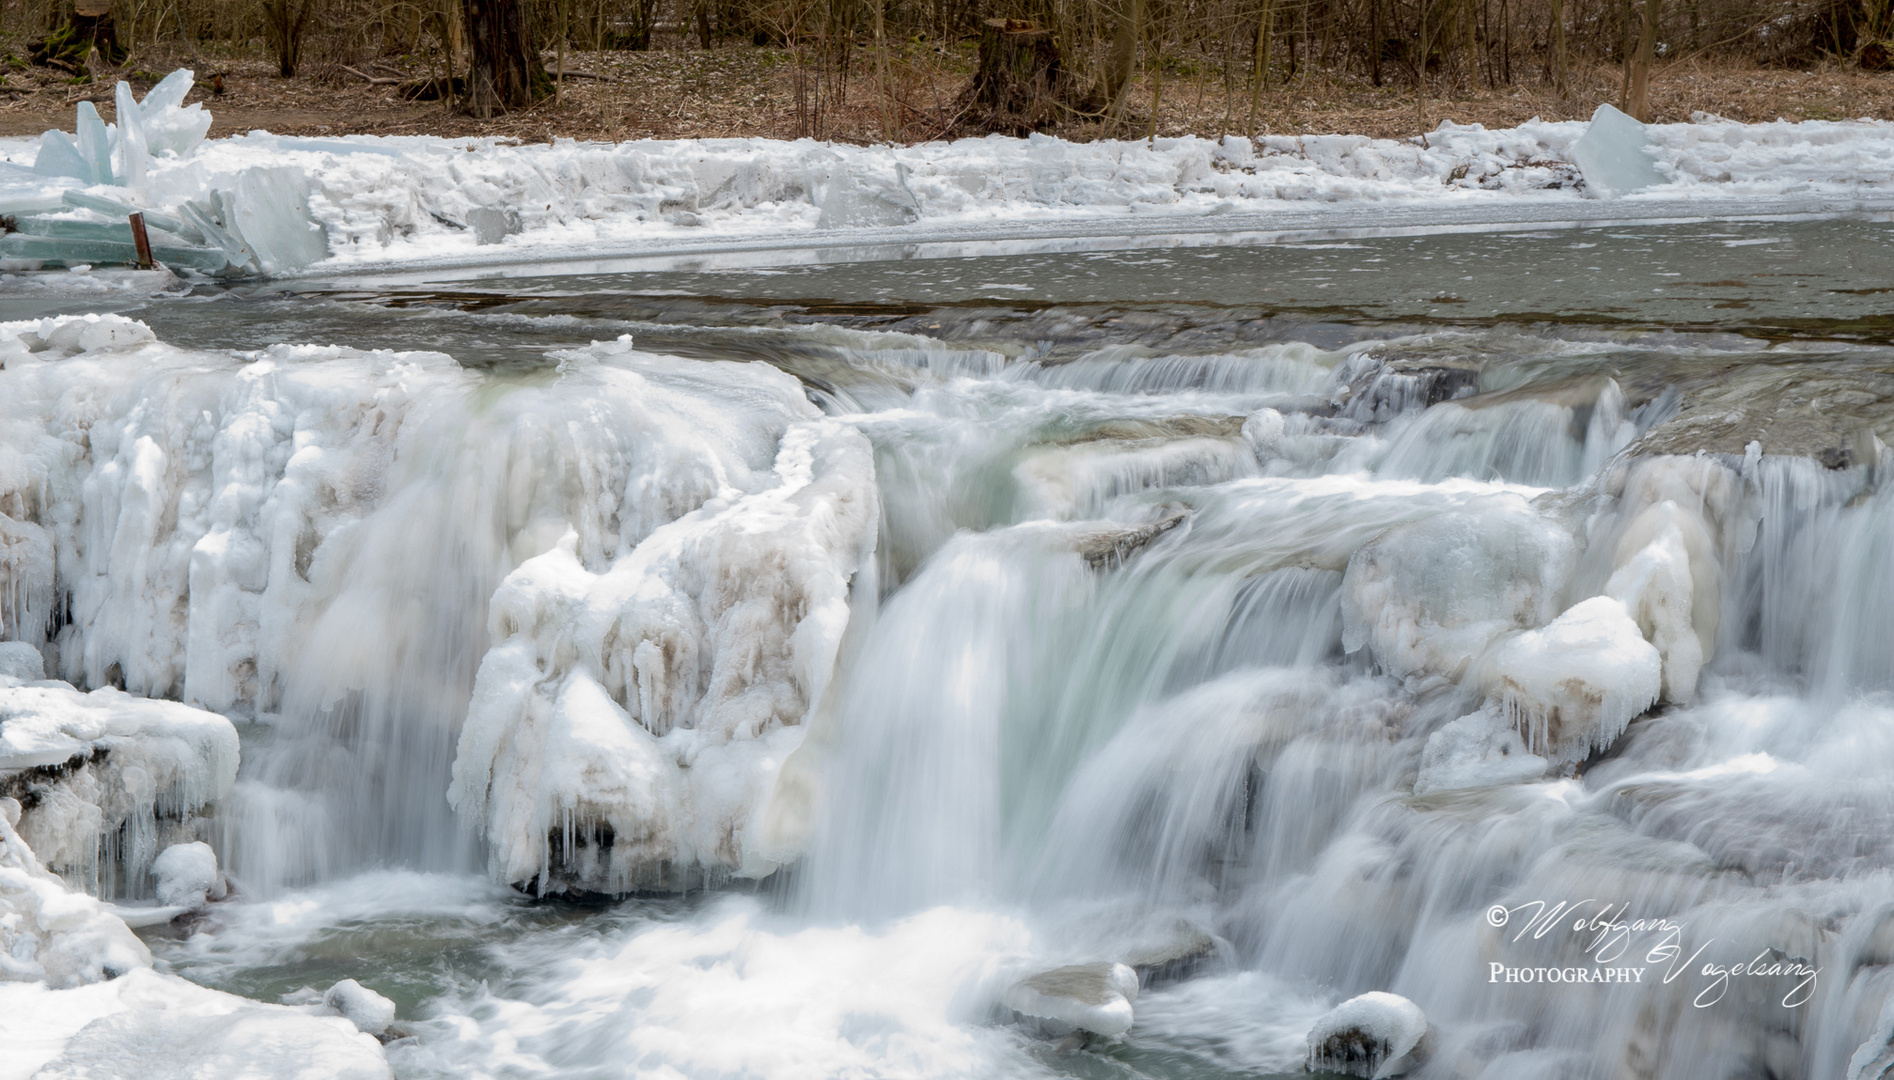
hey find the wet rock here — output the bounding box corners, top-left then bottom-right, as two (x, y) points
(1306, 991), (1431, 1078)
(1118, 919), (1220, 988)
(1002, 961), (1139, 1037)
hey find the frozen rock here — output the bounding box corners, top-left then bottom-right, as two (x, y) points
(1413, 705), (1550, 794)
(1569, 103), (1666, 196)
(322, 979), (397, 1036)
(1489, 596), (1662, 765)
(1001, 961), (1140, 1037)
(1342, 500), (1575, 680)
(1306, 991), (1431, 1078)
(1850, 992), (1894, 1080)
(0, 641), (45, 682)
(151, 841), (223, 909)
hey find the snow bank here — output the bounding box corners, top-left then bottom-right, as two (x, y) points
(0, 674), (237, 896)
(4, 69), (1893, 276)
(447, 343), (877, 892)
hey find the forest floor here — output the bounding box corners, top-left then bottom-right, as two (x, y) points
(2, 34), (1891, 145)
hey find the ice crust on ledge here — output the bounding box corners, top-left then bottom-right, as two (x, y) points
(0, 674), (238, 897)
(5, 67), (1894, 276)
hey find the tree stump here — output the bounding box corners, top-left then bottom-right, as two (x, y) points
(970, 19), (1068, 135)
(29, 1), (126, 73)
(463, 0), (553, 118)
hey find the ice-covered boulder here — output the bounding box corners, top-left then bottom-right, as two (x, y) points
(1413, 704), (1550, 794)
(151, 841), (224, 909)
(1342, 499), (1575, 680)
(1569, 103), (1666, 196)
(447, 344), (879, 893)
(0, 678), (238, 894)
(1306, 991), (1431, 1078)
(1001, 961), (1140, 1037)
(322, 979), (397, 1036)
(1489, 596), (1662, 765)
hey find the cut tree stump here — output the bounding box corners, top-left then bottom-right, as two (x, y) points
(969, 19), (1070, 135)
(29, 0), (127, 72)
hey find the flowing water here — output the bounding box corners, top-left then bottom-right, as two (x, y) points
(9, 216), (1894, 1079)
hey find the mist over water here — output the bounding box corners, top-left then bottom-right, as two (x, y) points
(9, 218), (1894, 1079)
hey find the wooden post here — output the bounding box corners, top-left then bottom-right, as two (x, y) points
(128, 213), (153, 270)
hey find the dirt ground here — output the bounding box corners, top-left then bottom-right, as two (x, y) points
(2, 36), (1891, 145)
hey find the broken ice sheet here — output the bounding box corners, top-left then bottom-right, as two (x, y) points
(1568, 103), (1667, 197)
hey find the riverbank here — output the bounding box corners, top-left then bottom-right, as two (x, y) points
(2, 39), (1891, 145)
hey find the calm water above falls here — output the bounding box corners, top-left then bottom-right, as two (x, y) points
(9, 217), (1894, 1080)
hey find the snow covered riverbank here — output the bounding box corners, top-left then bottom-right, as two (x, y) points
(3, 70), (1893, 279)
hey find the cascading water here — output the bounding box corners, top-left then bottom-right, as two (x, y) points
(6, 220), (1894, 1080)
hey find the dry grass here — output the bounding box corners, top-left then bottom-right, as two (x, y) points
(2, 33), (1890, 143)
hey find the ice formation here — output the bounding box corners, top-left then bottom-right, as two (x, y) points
(3, 312), (880, 891)
(447, 346), (877, 891)
(1001, 961), (1141, 1037)
(1305, 992), (1430, 1078)
(1568, 103), (1667, 196)
(5, 67), (1894, 276)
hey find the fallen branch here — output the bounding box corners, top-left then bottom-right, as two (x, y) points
(342, 65), (401, 85)
(553, 70), (618, 82)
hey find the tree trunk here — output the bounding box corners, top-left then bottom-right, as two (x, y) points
(1625, 0), (1658, 120)
(463, 0), (550, 118)
(1102, 0), (1144, 120)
